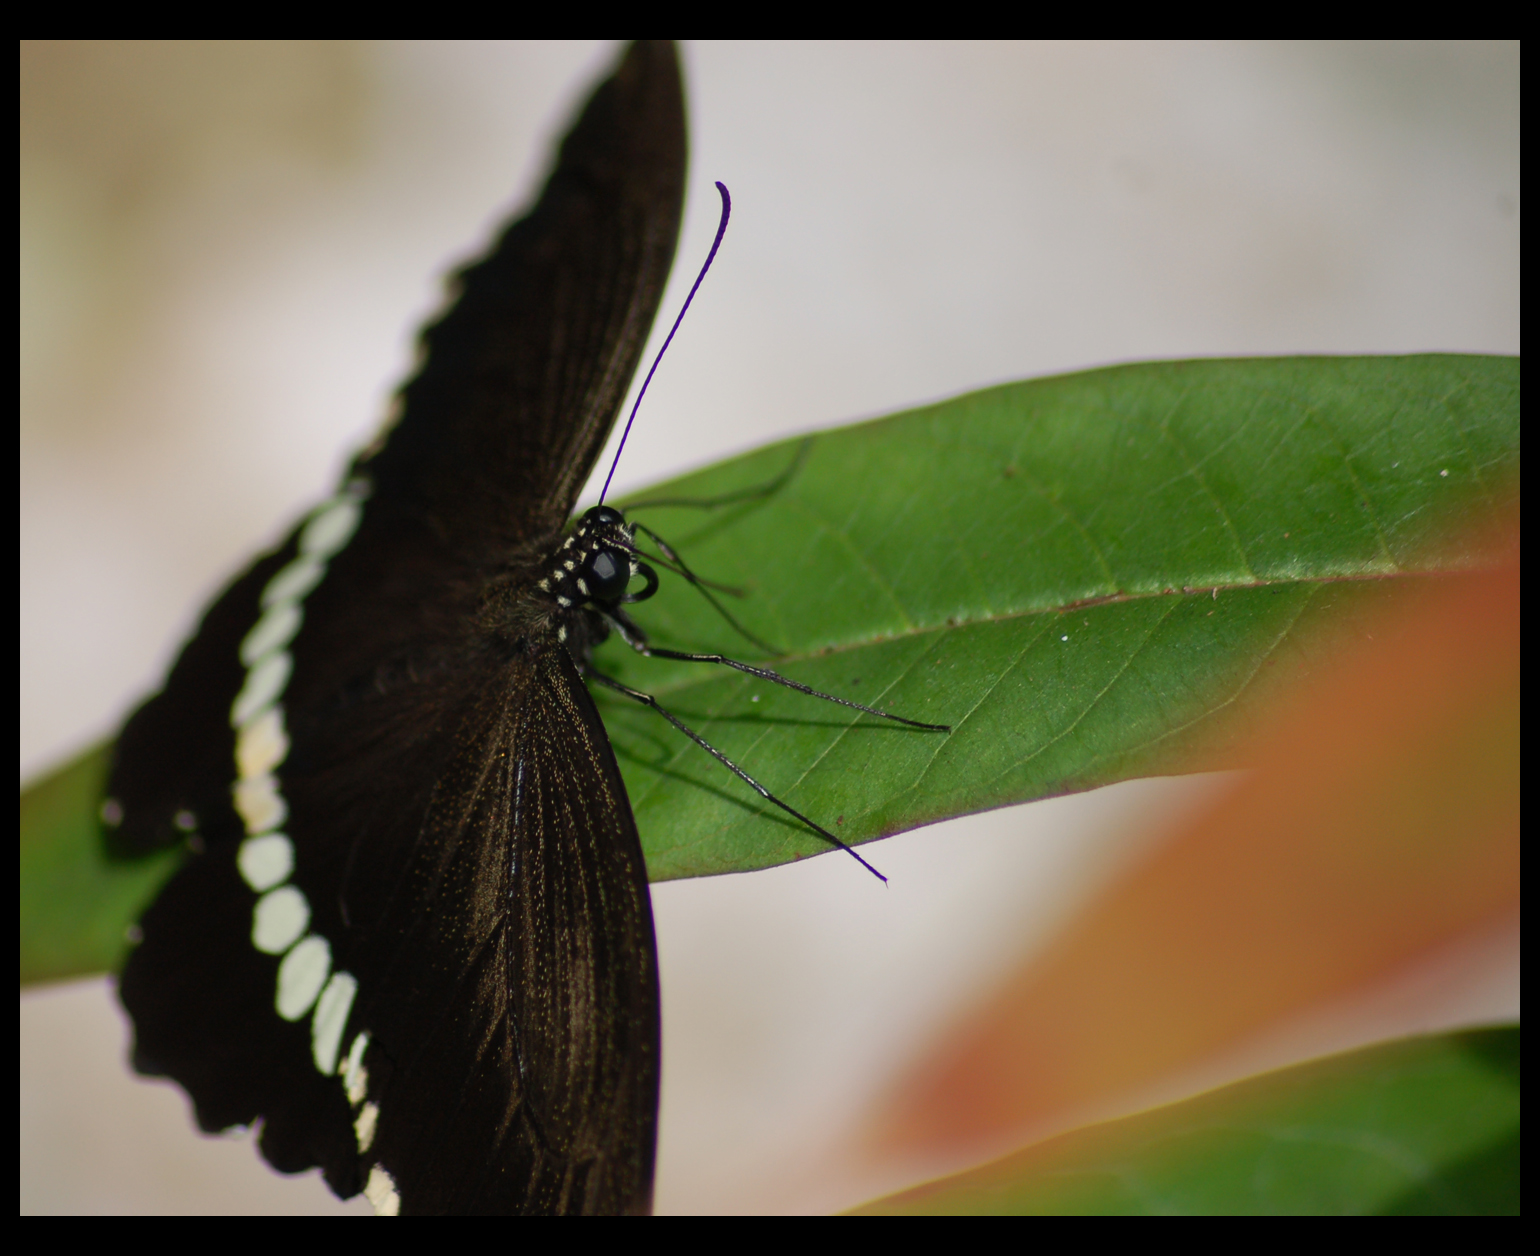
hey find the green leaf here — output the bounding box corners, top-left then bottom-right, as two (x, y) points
(597, 354), (1518, 878)
(852, 1026), (1520, 1215)
(18, 354), (1519, 980)
(19, 744), (181, 984)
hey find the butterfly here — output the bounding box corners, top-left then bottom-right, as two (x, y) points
(105, 41), (685, 1216)
(103, 39), (944, 1216)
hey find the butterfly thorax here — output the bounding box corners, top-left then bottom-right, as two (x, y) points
(481, 506), (640, 668)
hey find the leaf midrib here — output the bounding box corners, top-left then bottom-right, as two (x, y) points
(607, 565), (1458, 704)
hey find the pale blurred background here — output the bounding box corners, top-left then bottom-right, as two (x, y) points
(20, 41), (1519, 1214)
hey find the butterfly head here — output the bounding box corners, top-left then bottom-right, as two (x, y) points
(542, 506), (655, 611)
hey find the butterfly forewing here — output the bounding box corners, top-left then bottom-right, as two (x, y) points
(364, 40), (687, 557)
(109, 41), (686, 1215)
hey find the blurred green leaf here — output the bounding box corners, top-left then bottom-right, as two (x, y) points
(853, 1026), (1520, 1215)
(19, 744), (180, 984)
(599, 354), (1518, 878)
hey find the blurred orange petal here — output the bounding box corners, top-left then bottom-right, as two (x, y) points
(865, 513), (1520, 1170)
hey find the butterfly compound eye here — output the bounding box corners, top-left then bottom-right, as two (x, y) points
(584, 547), (631, 602)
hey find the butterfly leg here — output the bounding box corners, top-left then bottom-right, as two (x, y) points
(628, 525), (742, 596)
(586, 670), (887, 882)
(599, 608), (948, 732)
(624, 436), (813, 512)
(625, 524), (777, 655)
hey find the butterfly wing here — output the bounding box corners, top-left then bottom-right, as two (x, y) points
(362, 37), (688, 558)
(335, 646), (658, 1214)
(110, 40), (685, 1214)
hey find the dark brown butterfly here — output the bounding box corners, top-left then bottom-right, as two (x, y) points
(106, 41), (685, 1215)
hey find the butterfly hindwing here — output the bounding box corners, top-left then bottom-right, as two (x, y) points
(114, 528), (364, 1194)
(105, 545), (290, 860)
(109, 41), (686, 1214)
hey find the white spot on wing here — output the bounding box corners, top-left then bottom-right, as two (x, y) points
(342, 1032), (370, 1104)
(276, 934), (331, 1021)
(235, 707), (290, 780)
(261, 555), (326, 608)
(233, 773), (287, 835)
(240, 601), (304, 666)
(311, 971), (358, 1075)
(252, 885), (310, 954)
(232, 483), (377, 1068)
(237, 833), (294, 892)
(300, 496), (364, 558)
(230, 651), (292, 728)
(364, 1164), (399, 1215)
(355, 1101), (380, 1153)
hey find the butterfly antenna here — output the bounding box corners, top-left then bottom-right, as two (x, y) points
(599, 181), (732, 505)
